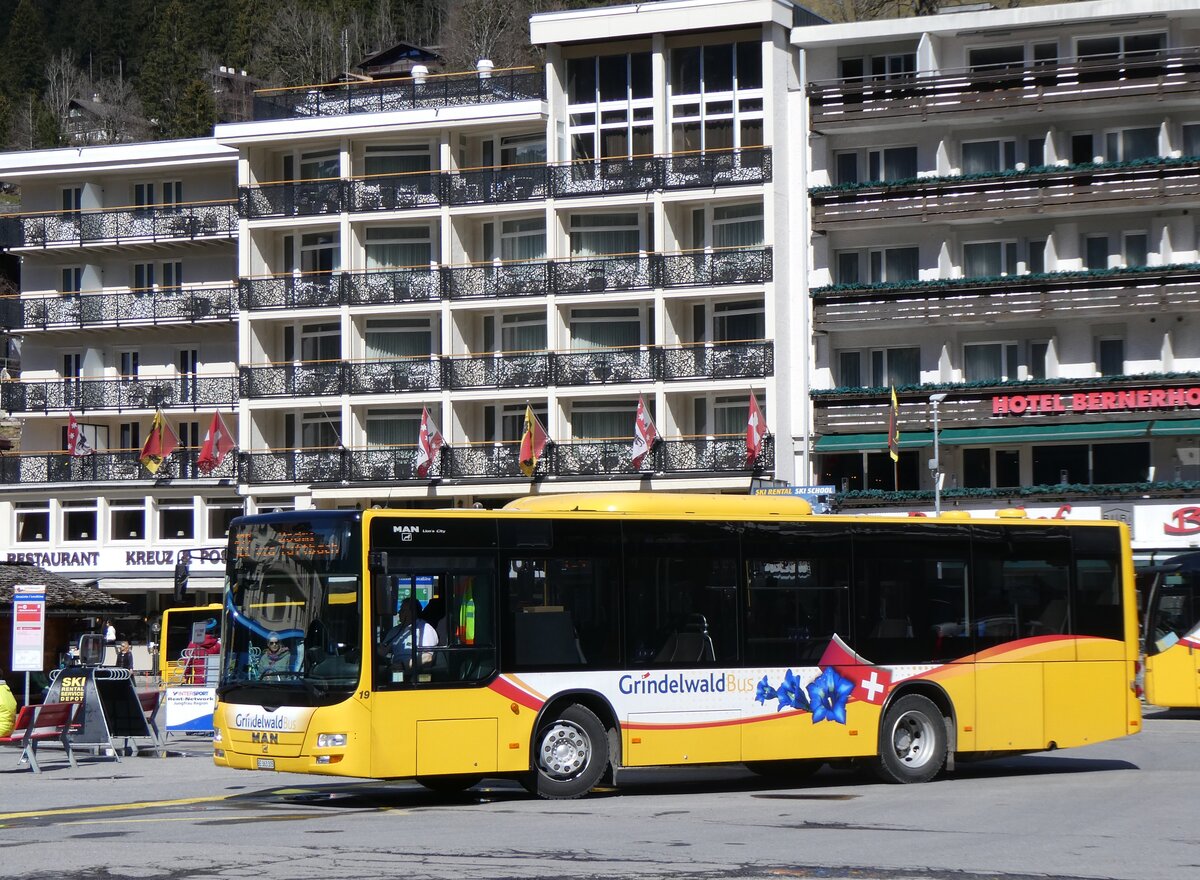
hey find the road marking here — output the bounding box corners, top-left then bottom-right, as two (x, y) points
(0, 794), (232, 821)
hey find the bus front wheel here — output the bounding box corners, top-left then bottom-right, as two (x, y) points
(523, 704), (609, 799)
(874, 694), (947, 784)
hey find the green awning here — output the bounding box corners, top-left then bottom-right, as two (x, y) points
(813, 431), (933, 453)
(938, 421), (1152, 445)
(1150, 418), (1200, 437)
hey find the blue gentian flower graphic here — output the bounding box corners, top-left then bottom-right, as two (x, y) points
(807, 666), (854, 725)
(755, 675), (777, 706)
(774, 668), (810, 712)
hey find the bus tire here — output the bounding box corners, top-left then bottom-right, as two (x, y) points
(416, 774), (482, 793)
(874, 694), (947, 784)
(524, 704), (609, 799)
(745, 759), (824, 782)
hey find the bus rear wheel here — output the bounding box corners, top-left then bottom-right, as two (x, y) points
(523, 704), (609, 799)
(874, 694), (947, 784)
(416, 774), (482, 793)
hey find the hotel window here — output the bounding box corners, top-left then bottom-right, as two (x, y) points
(291, 411), (341, 448)
(364, 226), (433, 269)
(482, 311), (546, 353)
(162, 180), (183, 207)
(133, 262), (155, 291)
(1105, 127), (1160, 162)
(870, 347), (920, 386)
(1027, 137), (1046, 168)
(63, 499), (98, 542)
(834, 146), (917, 184)
(571, 399), (636, 440)
(120, 421), (141, 452)
(1033, 441), (1149, 485)
(133, 182), (155, 212)
(963, 448), (1021, 489)
(161, 260), (183, 294)
(820, 451), (920, 492)
(1030, 340), (1050, 380)
(498, 134), (546, 167)
(111, 499), (146, 540)
(207, 497), (243, 540)
(159, 499), (195, 540)
(570, 307), (642, 350)
(62, 266), (83, 293)
(365, 407), (422, 446)
(1184, 123), (1200, 157)
(296, 149), (339, 181)
(962, 139), (1017, 174)
(566, 52), (653, 161)
(711, 204), (763, 249)
(967, 44), (1024, 73)
(1085, 235), (1110, 271)
(713, 299), (764, 342)
(365, 317), (433, 358)
(118, 350), (139, 380)
(836, 247), (918, 284)
(485, 402), (548, 443)
(963, 241), (1019, 277)
(670, 41), (764, 151)
(1123, 232), (1149, 268)
(297, 322), (340, 361)
(839, 53), (915, 82)
(363, 144), (432, 176)
(496, 217), (546, 262)
(1096, 337), (1125, 376)
(61, 186), (81, 214)
(16, 501), (50, 543)
(1076, 33), (1165, 63)
(838, 351), (863, 388)
(297, 231), (338, 274)
(569, 212), (644, 257)
(1028, 239), (1047, 275)
(693, 394), (763, 437)
(963, 342), (1019, 382)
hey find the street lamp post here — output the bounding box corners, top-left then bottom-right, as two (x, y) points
(929, 392), (948, 516)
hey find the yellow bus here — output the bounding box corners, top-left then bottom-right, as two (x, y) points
(1141, 551), (1200, 707)
(159, 604), (223, 686)
(213, 494), (1141, 798)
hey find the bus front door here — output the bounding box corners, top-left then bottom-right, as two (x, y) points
(1143, 574), (1200, 708)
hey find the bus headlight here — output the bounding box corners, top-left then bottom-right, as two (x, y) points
(317, 733), (347, 748)
(213, 728), (223, 744)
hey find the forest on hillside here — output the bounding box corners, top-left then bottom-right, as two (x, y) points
(0, 0), (1043, 149)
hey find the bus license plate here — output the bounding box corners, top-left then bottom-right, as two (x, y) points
(256, 758), (275, 770)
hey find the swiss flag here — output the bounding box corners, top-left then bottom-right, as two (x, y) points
(414, 406), (443, 478)
(746, 391), (768, 467)
(197, 412), (235, 474)
(631, 395), (658, 469)
(819, 634), (893, 705)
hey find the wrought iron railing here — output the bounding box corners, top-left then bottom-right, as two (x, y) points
(0, 447), (237, 484)
(237, 148), (773, 218)
(1, 201), (237, 248)
(252, 67), (545, 120)
(20, 284), (237, 330)
(660, 341), (774, 380)
(443, 352), (553, 390)
(241, 248), (772, 312)
(554, 347), (657, 386)
(240, 362), (343, 398)
(2, 375), (238, 413)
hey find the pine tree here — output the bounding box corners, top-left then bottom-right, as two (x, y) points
(138, 0), (203, 138)
(174, 79), (217, 139)
(3, 0), (49, 100)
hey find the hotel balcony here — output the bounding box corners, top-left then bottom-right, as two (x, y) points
(238, 148), (772, 218)
(807, 48), (1200, 132)
(239, 247), (772, 312)
(239, 435), (773, 484)
(239, 341), (773, 398)
(2, 375), (239, 414)
(0, 447), (238, 485)
(810, 372), (1200, 435)
(20, 284), (237, 331)
(251, 67), (546, 121)
(0, 200), (238, 249)
(811, 264), (1200, 331)
(809, 158), (1200, 230)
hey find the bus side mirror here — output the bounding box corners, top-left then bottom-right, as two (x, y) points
(368, 551), (394, 617)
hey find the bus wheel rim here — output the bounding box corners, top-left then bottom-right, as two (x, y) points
(891, 711), (933, 768)
(538, 721), (590, 780)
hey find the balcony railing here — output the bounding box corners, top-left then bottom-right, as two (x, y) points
(239, 341), (774, 398)
(812, 264), (1200, 330)
(252, 67), (545, 121)
(810, 158), (1200, 229)
(238, 435), (772, 484)
(241, 247), (773, 311)
(0, 201), (238, 248)
(808, 48), (1200, 127)
(237, 148), (772, 218)
(0, 447), (237, 485)
(20, 284), (237, 330)
(811, 372), (1200, 435)
(2, 375), (239, 413)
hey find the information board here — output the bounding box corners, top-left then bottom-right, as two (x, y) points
(11, 584), (46, 672)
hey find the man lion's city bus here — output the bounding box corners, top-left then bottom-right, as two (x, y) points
(213, 493), (1141, 798)
(1142, 551), (1200, 707)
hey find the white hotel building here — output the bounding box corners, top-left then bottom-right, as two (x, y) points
(1, 0), (1200, 617)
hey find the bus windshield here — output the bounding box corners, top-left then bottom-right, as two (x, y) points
(219, 513), (362, 706)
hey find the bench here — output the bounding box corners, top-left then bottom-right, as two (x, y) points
(124, 690), (164, 757)
(0, 701), (80, 773)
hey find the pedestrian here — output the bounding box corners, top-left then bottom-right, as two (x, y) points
(115, 641), (135, 670)
(0, 670), (16, 738)
(104, 620), (117, 643)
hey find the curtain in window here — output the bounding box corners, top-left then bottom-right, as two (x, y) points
(712, 205), (763, 248)
(502, 319), (547, 352)
(962, 141), (1000, 174)
(572, 405), (634, 439)
(714, 397), (758, 435)
(501, 219), (546, 261)
(571, 318), (640, 349)
(365, 227), (431, 269)
(366, 411), (421, 446)
(301, 414), (340, 447)
(963, 242), (1001, 277)
(364, 149), (431, 176)
(570, 213), (640, 256)
(365, 322), (432, 358)
(713, 310), (764, 341)
(887, 347), (920, 385)
(964, 344), (1003, 381)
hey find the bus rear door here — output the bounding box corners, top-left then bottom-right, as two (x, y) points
(1143, 565), (1200, 708)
